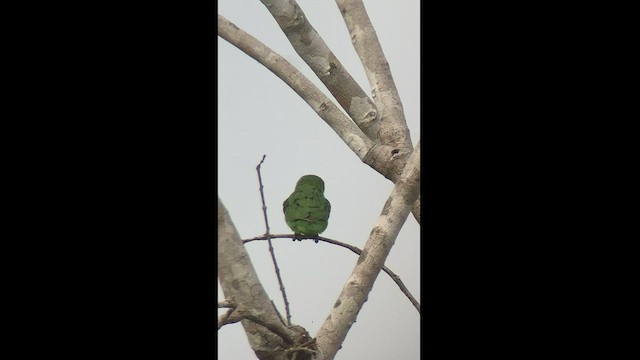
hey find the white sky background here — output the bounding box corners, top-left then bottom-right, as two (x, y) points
(218, 1), (420, 359)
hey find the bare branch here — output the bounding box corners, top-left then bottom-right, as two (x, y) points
(218, 14), (420, 224)
(258, 0), (380, 139)
(218, 14), (374, 162)
(334, 1), (421, 225)
(218, 307), (242, 330)
(243, 234), (420, 314)
(315, 141), (421, 360)
(242, 312), (296, 345)
(218, 300), (235, 308)
(309, 236), (422, 314)
(256, 155), (272, 237)
(335, 0), (412, 152)
(256, 155), (292, 326)
(218, 196), (311, 358)
(412, 197), (421, 224)
(283, 337), (318, 359)
(217, 304), (296, 345)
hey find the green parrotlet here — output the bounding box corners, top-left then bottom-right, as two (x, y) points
(283, 175), (331, 243)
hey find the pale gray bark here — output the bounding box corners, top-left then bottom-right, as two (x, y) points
(218, 13), (420, 224)
(219, 14), (373, 162)
(335, 0), (420, 224)
(335, 0), (413, 152)
(314, 141), (420, 360)
(259, 0), (380, 139)
(218, 2), (421, 358)
(218, 197), (315, 360)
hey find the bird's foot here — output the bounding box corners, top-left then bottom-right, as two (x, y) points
(292, 233), (302, 241)
(313, 235), (320, 244)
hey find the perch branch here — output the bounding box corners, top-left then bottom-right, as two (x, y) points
(243, 234), (420, 314)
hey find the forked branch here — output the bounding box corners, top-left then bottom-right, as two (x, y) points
(218, 14), (373, 161)
(315, 141), (420, 360)
(258, 0), (380, 139)
(243, 234), (420, 314)
(335, 0), (412, 152)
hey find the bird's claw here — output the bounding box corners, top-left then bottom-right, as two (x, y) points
(291, 234), (320, 243)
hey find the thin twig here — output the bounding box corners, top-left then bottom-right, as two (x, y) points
(242, 313), (296, 345)
(218, 300), (234, 308)
(218, 308), (240, 330)
(243, 234), (420, 314)
(284, 336), (317, 360)
(218, 306), (297, 345)
(256, 155), (293, 325)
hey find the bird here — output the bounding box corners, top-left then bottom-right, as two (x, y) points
(283, 175), (331, 243)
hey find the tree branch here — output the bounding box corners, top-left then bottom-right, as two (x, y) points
(217, 304), (296, 345)
(258, 0), (380, 140)
(335, 0), (420, 225)
(219, 14), (374, 162)
(335, 0), (412, 152)
(314, 141), (421, 360)
(218, 13), (420, 224)
(218, 300), (235, 308)
(218, 196), (311, 359)
(218, 306), (242, 330)
(243, 234), (420, 314)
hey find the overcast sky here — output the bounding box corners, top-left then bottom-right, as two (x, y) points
(218, 1), (420, 358)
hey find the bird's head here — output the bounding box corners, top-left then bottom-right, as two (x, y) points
(296, 175), (325, 191)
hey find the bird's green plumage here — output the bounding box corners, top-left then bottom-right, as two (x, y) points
(283, 175), (331, 239)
